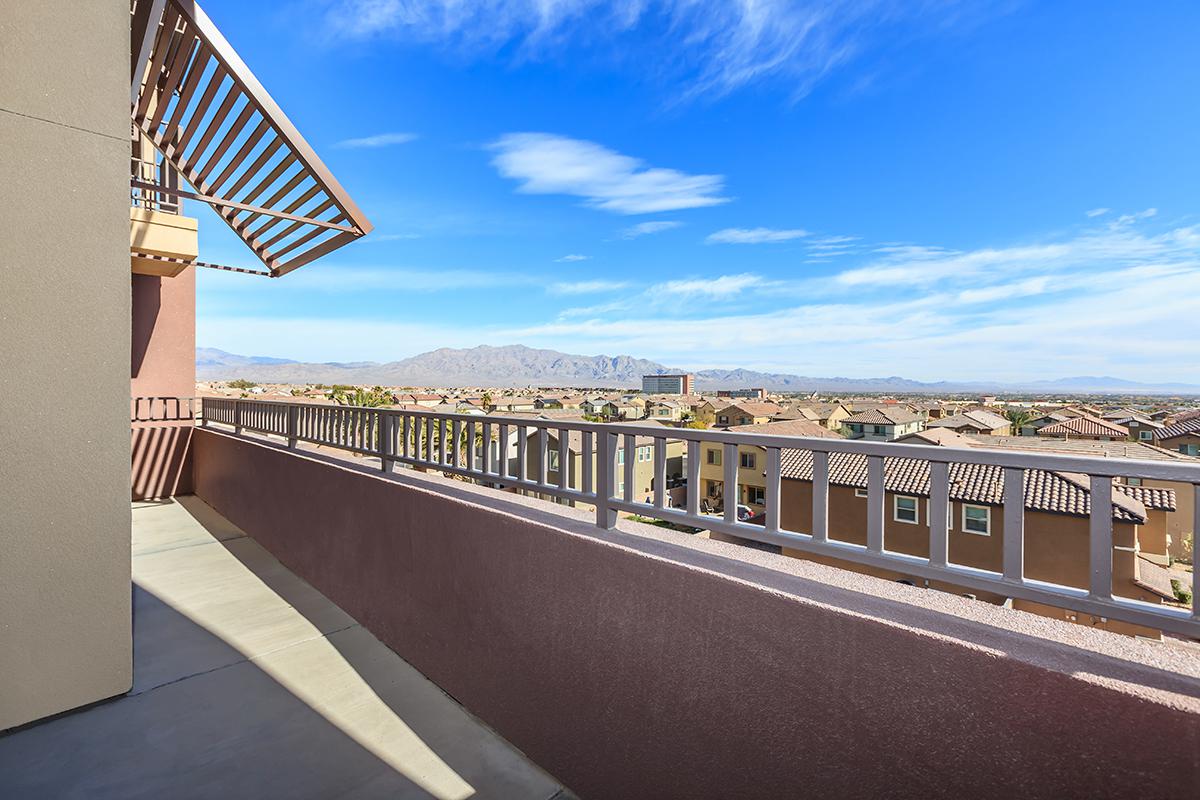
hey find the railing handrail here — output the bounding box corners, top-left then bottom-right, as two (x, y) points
(197, 397), (1200, 638)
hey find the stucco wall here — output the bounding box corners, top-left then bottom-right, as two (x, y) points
(0, 1), (131, 729)
(193, 429), (1200, 799)
(131, 270), (196, 498)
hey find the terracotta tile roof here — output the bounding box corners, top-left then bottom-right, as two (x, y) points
(727, 419), (843, 439)
(844, 407), (924, 426)
(928, 409), (1010, 431)
(1118, 485), (1176, 512)
(958, 434), (1200, 463)
(1155, 416), (1200, 441)
(716, 401), (784, 417)
(778, 449), (1152, 523)
(1036, 414), (1129, 438)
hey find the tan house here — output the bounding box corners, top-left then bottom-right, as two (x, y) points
(521, 429), (685, 507)
(927, 408), (1011, 436)
(773, 450), (1178, 638)
(1037, 414), (1128, 442)
(841, 407), (925, 441)
(1155, 416), (1200, 457)
(698, 419), (841, 514)
(774, 402), (852, 431)
(647, 399), (686, 422)
(714, 401), (783, 428)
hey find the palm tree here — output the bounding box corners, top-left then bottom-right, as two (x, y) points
(1006, 408), (1034, 434)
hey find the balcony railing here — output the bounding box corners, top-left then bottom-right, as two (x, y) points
(200, 397), (1200, 638)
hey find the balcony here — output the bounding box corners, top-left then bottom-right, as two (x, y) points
(0, 495), (568, 799)
(6, 399), (1200, 796)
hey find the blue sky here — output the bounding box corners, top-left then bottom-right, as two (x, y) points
(195, 0), (1200, 382)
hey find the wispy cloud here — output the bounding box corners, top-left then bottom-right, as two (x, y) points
(548, 280), (630, 295)
(488, 133), (727, 214)
(321, 1), (1002, 103)
(706, 227), (809, 244)
(654, 273), (769, 298)
(555, 254), (590, 262)
(335, 131), (419, 149)
(1085, 207), (1110, 218)
(620, 220), (683, 239)
(1113, 207), (1158, 226)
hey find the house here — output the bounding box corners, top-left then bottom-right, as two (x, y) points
(600, 401), (646, 420)
(774, 402), (852, 431)
(698, 419), (842, 514)
(1106, 413), (1165, 443)
(927, 408), (1011, 436)
(1036, 414), (1128, 442)
(489, 397), (538, 414)
(1154, 416), (1200, 456)
(952, 433), (1200, 565)
(520, 428), (685, 507)
(841, 408), (925, 441)
(581, 397), (610, 416)
(647, 399), (685, 422)
(770, 448), (1178, 638)
(714, 401), (784, 428)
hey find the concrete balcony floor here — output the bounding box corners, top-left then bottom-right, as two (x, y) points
(0, 497), (570, 800)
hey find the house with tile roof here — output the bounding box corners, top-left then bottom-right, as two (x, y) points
(841, 407), (925, 441)
(927, 408), (1011, 436)
(767, 444), (1180, 638)
(713, 401), (784, 428)
(1036, 414), (1129, 441)
(1154, 416), (1200, 457)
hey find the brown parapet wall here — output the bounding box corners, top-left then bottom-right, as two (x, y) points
(192, 429), (1200, 800)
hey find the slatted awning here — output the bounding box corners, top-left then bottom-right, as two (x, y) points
(130, 0), (372, 277)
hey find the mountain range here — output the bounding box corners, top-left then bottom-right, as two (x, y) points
(195, 345), (1200, 395)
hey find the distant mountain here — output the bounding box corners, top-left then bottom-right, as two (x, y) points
(196, 344), (1200, 395)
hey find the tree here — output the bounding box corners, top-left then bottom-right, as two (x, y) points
(1005, 409), (1034, 432)
(228, 378), (256, 390)
(328, 386), (392, 408)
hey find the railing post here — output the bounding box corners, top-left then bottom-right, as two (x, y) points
(287, 403), (298, 448)
(379, 412), (393, 472)
(199, 398), (209, 427)
(234, 399), (243, 435)
(595, 430), (617, 529)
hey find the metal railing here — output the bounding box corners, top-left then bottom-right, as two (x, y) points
(200, 398), (1200, 637)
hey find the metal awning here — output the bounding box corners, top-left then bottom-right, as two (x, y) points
(130, 0), (372, 277)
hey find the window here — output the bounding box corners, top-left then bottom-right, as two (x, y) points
(740, 452), (756, 469)
(962, 504), (991, 535)
(617, 450), (624, 465)
(894, 495), (918, 524)
(873, 425), (887, 436)
(745, 485), (766, 505)
(548, 450), (560, 471)
(1182, 444), (1200, 456)
(1139, 431), (1153, 441)
(718, 416), (730, 425)
(1126, 477), (1142, 486)
(707, 448), (721, 466)
(854, 488), (868, 499)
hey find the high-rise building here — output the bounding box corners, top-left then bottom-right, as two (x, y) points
(642, 373), (693, 395)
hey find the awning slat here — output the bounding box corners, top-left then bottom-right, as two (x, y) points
(131, 0), (371, 277)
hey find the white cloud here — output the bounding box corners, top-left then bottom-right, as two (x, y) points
(705, 227), (809, 244)
(1085, 208), (1110, 218)
(335, 131), (419, 149)
(620, 220), (683, 239)
(548, 280), (630, 295)
(1113, 207), (1158, 226)
(322, 1), (997, 103)
(555, 254), (590, 262)
(653, 273), (768, 298)
(488, 133), (727, 214)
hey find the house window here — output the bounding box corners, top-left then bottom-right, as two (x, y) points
(617, 450), (624, 465)
(962, 504), (991, 535)
(548, 450), (560, 471)
(1182, 444), (1200, 456)
(718, 416), (729, 425)
(739, 452), (756, 469)
(745, 485), (766, 505)
(707, 448), (721, 466)
(854, 488), (868, 499)
(1126, 477), (1142, 486)
(1138, 431), (1153, 441)
(873, 425), (887, 436)
(894, 495), (918, 524)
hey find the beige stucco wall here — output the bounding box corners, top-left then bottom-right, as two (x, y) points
(0, 2), (132, 729)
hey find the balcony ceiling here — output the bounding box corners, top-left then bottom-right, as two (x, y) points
(130, 0), (372, 276)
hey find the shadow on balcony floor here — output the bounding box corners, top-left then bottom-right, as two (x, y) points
(0, 497), (569, 800)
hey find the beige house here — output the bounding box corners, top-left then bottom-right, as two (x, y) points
(697, 419), (841, 515)
(771, 450), (1178, 638)
(841, 408), (925, 441)
(776, 402), (852, 431)
(1037, 414), (1128, 442)
(647, 399), (685, 422)
(927, 408), (1011, 436)
(714, 401), (783, 428)
(521, 429), (685, 507)
(1155, 416), (1200, 457)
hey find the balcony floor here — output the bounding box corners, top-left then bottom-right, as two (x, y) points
(0, 497), (569, 800)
